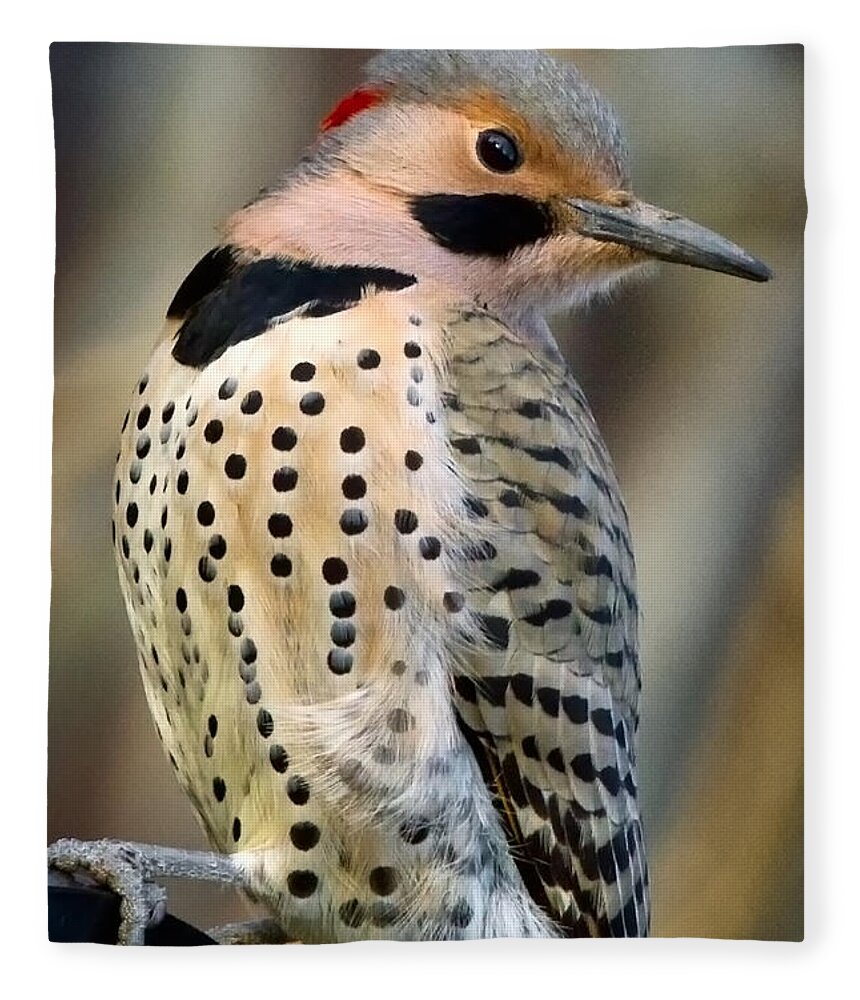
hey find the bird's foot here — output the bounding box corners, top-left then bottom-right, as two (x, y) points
(48, 838), (244, 945)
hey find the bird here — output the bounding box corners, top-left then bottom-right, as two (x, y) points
(98, 49), (770, 943)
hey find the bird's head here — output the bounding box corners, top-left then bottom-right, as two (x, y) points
(229, 50), (770, 350)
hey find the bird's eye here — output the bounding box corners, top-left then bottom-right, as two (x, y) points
(476, 129), (521, 173)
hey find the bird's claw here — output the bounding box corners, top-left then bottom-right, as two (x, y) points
(49, 838), (168, 945)
(206, 917), (292, 945)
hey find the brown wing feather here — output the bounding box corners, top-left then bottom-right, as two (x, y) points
(442, 308), (650, 936)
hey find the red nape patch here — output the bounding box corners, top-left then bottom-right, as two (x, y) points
(320, 87), (386, 131)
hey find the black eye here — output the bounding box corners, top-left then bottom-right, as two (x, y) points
(476, 129), (521, 173)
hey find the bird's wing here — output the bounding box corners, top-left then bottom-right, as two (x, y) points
(441, 308), (650, 937)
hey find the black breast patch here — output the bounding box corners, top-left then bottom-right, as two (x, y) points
(169, 249), (416, 368)
(409, 194), (554, 258)
(167, 246), (237, 320)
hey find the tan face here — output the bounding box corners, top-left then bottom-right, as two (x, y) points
(338, 95), (627, 205)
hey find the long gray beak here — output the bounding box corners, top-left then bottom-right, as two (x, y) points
(568, 197), (772, 282)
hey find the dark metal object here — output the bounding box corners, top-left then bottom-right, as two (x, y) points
(48, 876), (215, 945)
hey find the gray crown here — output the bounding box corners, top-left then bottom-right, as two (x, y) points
(365, 49), (629, 183)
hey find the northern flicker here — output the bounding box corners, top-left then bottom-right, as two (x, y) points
(57, 49), (771, 943)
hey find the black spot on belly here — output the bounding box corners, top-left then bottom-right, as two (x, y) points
(368, 866), (398, 896)
(269, 744), (289, 773)
(197, 501), (215, 526)
(394, 509), (418, 534)
(329, 590), (356, 618)
(171, 254), (416, 368)
(357, 348), (381, 370)
(287, 870), (318, 898)
(384, 586), (405, 610)
(342, 475), (366, 500)
(204, 419), (223, 444)
(290, 821), (321, 851)
(291, 362), (316, 382)
(330, 621), (356, 647)
(198, 556), (217, 582)
(227, 585), (244, 612)
(287, 774), (310, 805)
(322, 557), (348, 585)
(224, 454), (246, 480)
(273, 466), (298, 492)
(272, 426), (297, 452)
(339, 426), (365, 453)
(268, 513), (293, 538)
(418, 536), (441, 560)
(241, 389), (263, 414)
(339, 509), (368, 536)
(270, 554), (292, 578)
(299, 392), (325, 416)
(256, 708), (274, 738)
(327, 649), (353, 675)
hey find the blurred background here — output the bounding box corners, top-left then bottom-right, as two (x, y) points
(49, 45), (804, 940)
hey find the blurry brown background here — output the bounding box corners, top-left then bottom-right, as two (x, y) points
(49, 45), (804, 940)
